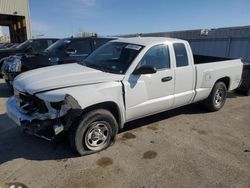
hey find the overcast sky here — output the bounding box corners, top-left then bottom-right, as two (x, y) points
(29, 0), (250, 38)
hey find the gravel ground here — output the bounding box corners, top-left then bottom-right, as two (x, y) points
(0, 79), (250, 188)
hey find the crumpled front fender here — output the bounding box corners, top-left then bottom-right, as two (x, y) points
(35, 81), (126, 128)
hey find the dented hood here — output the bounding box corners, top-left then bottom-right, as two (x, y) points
(14, 63), (124, 94)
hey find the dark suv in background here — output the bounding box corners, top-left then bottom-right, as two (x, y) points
(0, 43), (19, 49)
(236, 60), (250, 96)
(2, 37), (116, 86)
(0, 38), (58, 77)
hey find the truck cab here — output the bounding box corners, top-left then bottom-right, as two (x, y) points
(123, 39), (196, 121)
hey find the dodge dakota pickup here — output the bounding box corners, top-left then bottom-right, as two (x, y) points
(6, 37), (243, 155)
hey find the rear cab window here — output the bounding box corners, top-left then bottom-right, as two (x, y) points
(173, 43), (189, 67)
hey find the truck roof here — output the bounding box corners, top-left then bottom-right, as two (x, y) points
(112, 37), (186, 46)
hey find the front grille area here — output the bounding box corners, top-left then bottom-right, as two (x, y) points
(15, 90), (48, 115)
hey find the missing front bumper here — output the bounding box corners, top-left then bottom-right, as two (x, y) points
(6, 93), (82, 141)
(6, 97), (64, 140)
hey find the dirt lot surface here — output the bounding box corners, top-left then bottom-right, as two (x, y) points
(0, 79), (250, 188)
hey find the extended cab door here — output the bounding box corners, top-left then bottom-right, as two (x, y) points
(172, 42), (195, 107)
(124, 44), (175, 121)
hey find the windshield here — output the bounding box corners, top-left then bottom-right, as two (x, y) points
(15, 40), (32, 50)
(46, 39), (71, 54)
(80, 42), (143, 74)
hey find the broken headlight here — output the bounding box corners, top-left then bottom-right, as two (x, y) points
(50, 95), (81, 116)
(9, 57), (23, 72)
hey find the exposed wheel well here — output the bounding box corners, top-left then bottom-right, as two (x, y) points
(216, 77), (230, 90)
(82, 102), (121, 128)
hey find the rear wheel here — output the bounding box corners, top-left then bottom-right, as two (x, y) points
(69, 109), (118, 156)
(202, 82), (227, 112)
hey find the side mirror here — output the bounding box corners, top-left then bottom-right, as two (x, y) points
(66, 48), (77, 55)
(133, 65), (157, 75)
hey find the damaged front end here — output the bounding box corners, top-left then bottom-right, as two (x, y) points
(6, 89), (82, 141)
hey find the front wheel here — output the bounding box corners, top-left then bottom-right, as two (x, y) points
(69, 109), (118, 156)
(202, 82), (227, 112)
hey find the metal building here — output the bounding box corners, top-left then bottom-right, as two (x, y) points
(0, 0), (31, 43)
(120, 26), (250, 62)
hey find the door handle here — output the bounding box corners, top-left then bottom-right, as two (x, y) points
(161, 76), (172, 82)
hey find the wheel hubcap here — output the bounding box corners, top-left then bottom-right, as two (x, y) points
(85, 121), (110, 151)
(215, 88), (224, 106)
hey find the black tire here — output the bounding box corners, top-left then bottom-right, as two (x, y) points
(202, 82), (227, 112)
(69, 109), (118, 156)
(244, 89), (250, 96)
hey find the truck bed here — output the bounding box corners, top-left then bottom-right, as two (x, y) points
(193, 55), (234, 64)
(193, 57), (243, 103)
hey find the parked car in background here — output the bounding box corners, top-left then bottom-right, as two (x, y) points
(0, 43), (20, 49)
(2, 37), (116, 85)
(0, 38), (59, 77)
(6, 43), (20, 49)
(0, 42), (7, 49)
(6, 37), (243, 155)
(236, 60), (250, 95)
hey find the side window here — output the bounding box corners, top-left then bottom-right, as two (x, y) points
(173, 43), (189, 67)
(31, 40), (49, 52)
(68, 40), (92, 55)
(139, 45), (170, 70)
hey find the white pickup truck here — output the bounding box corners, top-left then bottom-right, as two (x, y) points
(6, 37), (243, 155)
